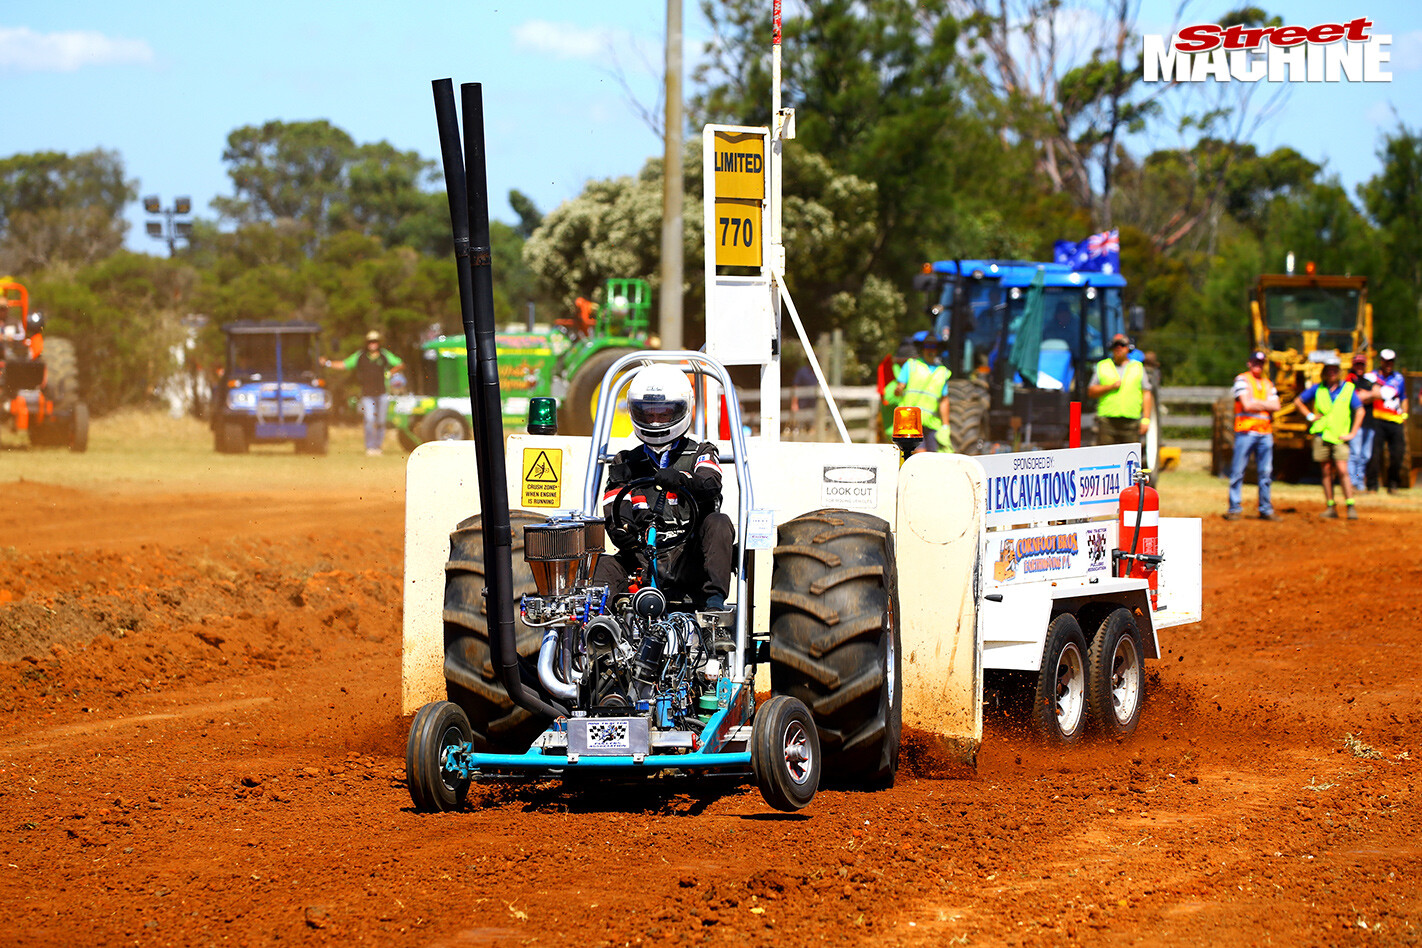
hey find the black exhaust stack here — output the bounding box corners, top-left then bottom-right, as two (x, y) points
(431, 79), (568, 720)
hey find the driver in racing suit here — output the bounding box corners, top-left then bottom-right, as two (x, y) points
(591, 364), (734, 611)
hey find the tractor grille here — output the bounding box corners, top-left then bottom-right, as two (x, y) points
(255, 398), (306, 423)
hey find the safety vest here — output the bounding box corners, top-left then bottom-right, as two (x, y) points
(1233, 373), (1274, 434)
(900, 359), (951, 431)
(1310, 382), (1356, 445)
(1373, 371), (1409, 424)
(1095, 358), (1144, 419)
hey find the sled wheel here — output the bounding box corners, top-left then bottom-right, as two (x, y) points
(1087, 608), (1145, 740)
(1031, 613), (1088, 745)
(406, 701), (473, 813)
(751, 695), (820, 812)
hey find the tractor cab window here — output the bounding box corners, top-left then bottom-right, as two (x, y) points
(1262, 286), (1360, 354)
(228, 333), (319, 381)
(936, 279), (1004, 377)
(1093, 288), (1123, 362)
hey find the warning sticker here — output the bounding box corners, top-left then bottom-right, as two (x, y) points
(521, 448), (562, 508)
(821, 465), (878, 508)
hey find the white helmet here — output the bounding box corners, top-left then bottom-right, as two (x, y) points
(627, 364), (692, 446)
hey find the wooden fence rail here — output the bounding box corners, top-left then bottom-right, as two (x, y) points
(731, 385), (1229, 450)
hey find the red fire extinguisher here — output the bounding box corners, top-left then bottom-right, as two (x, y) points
(1116, 474), (1161, 610)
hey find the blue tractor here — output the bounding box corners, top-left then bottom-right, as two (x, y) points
(913, 260), (1157, 472)
(212, 321), (331, 454)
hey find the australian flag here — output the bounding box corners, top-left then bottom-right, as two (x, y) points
(1052, 229), (1119, 274)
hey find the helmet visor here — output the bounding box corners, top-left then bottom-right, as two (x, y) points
(629, 398), (688, 430)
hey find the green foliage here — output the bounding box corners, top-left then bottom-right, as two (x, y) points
(213, 120), (448, 255)
(26, 253), (193, 413)
(0, 149), (136, 271)
(1359, 124), (1422, 361)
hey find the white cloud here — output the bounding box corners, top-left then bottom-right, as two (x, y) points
(512, 20), (611, 61)
(0, 26), (153, 72)
(1365, 100), (1397, 127)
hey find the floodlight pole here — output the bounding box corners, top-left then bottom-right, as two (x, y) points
(142, 195), (193, 257)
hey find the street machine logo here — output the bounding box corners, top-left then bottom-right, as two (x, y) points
(1142, 17), (1392, 83)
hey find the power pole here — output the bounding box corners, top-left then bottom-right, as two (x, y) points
(659, 0), (684, 349)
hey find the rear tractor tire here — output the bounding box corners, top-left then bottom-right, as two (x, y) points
(947, 377), (990, 454)
(42, 338), (80, 412)
(416, 409), (471, 443)
(770, 509), (902, 786)
(443, 511), (552, 753)
(559, 347), (638, 437)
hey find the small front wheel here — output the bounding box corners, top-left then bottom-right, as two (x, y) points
(1032, 614), (1088, 745)
(1087, 608), (1145, 740)
(751, 695), (820, 812)
(406, 701), (474, 812)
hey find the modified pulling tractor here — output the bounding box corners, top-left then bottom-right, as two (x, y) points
(400, 77), (1202, 814)
(0, 278), (88, 451)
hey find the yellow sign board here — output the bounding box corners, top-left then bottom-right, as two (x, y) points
(712, 130), (766, 200)
(521, 447), (562, 508)
(713, 201), (762, 267)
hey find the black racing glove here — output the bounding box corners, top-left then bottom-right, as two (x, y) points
(653, 467), (684, 490)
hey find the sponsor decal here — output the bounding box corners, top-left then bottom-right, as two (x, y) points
(990, 528), (1084, 583)
(1087, 527), (1109, 574)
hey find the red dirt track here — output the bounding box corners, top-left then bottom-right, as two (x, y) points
(0, 479), (1418, 947)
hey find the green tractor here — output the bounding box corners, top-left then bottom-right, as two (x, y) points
(388, 278), (653, 449)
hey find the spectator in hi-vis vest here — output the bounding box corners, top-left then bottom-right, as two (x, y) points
(323, 329), (404, 457)
(892, 333), (951, 453)
(1367, 347), (1408, 494)
(1088, 333), (1153, 446)
(1224, 350), (1281, 521)
(1293, 354), (1365, 519)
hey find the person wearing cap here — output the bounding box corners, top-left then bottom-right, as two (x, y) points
(1088, 333), (1153, 447)
(1292, 355), (1364, 518)
(1367, 348), (1407, 494)
(892, 333), (952, 453)
(324, 330), (404, 456)
(1225, 351), (1281, 521)
(1345, 353), (1378, 490)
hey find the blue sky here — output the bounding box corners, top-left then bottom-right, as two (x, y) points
(2, 1), (1419, 256)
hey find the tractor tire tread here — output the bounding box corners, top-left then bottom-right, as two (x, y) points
(770, 509), (902, 785)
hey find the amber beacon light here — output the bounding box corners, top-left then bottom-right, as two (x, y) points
(892, 406), (923, 462)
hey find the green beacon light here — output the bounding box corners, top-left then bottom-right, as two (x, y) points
(527, 396), (558, 435)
